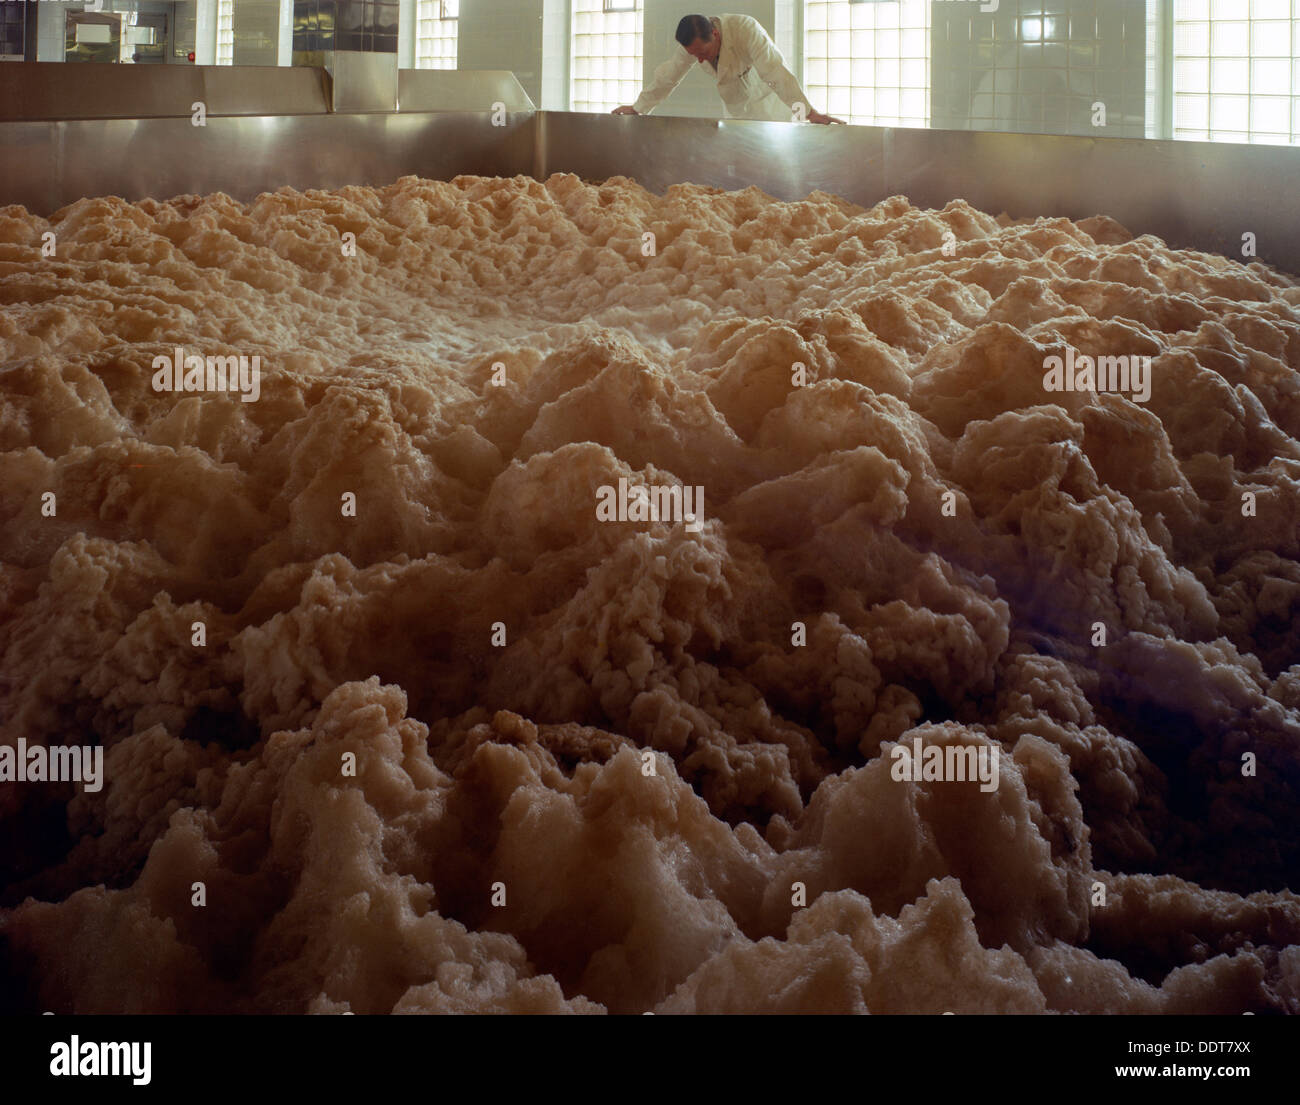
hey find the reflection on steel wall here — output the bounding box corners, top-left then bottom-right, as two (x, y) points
(325, 49), (397, 112)
(0, 87), (1296, 272)
(0, 61), (330, 119)
(0, 62), (532, 119)
(541, 113), (1300, 273)
(398, 69), (535, 113)
(535, 114), (887, 208)
(0, 113), (536, 215)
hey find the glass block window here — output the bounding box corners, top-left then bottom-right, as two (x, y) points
(1172, 0), (1299, 144)
(571, 0), (643, 113)
(217, 0), (234, 65)
(417, 0), (458, 69)
(803, 0), (930, 127)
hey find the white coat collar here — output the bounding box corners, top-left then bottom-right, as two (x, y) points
(714, 15), (744, 79)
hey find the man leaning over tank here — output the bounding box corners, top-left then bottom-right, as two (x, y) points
(613, 13), (845, 125)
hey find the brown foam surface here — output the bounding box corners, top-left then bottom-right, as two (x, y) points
(1, 174), (1299, 1013)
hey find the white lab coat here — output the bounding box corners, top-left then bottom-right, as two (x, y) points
(631, 13), (812, 122)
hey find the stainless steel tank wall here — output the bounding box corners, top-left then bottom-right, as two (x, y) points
(0, 113), (537, 215)
(0, 88), (1296, 272)
(534, 114), (888, 204)
(887, 128), (1298, 274)
(398, 69), (535, 113)
(0, 62), (332, 120)
(0, 63), (535, 119)
(538, 113), (1300, 273)
(0, 64), (538, 217)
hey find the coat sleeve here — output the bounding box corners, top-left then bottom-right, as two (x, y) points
(631, 48), (695, 114)
(736, 16), (814, 114)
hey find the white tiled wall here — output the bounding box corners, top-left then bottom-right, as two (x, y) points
(932, 0), (1148, 138)
(457, 0), (544, 105)
(230, 0), (280, 65)
(540, 0), (570, 109)
(803, 0), (930, 127)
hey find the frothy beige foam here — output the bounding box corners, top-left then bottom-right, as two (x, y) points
(1, 174), (1298, 1013)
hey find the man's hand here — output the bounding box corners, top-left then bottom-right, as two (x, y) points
(808, 110), (845, 125)
(611, 105), (640, 115)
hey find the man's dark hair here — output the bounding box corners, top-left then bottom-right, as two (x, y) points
(675, 14), (713, 48)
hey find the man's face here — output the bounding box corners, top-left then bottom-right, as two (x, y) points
(684, 30), (720, 64)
